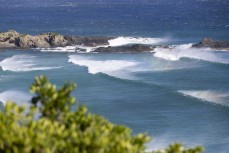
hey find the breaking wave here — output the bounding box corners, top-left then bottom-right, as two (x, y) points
(0, 55), (61, 72)
(178, 90), (229, 107)
(0, 90), (31, 106)
(68, 54), (199, 80)
(108, 37), (166, 47)
(154, 44), (229, 64)
(68, 55), (140, 79)
(38, 36), (167, 52)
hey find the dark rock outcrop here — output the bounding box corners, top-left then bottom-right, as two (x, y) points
(93, 44), (153, 53)
(47, 33), (68, 47)
(192, 38), (229, 49)
(64, 36), (114, 46)
(1, 30), (229, 53)
(0, 30), (114, 49)
(0, 30), (152, 52)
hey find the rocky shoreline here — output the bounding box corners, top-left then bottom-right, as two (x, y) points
(192, 38), (229, 49)
(0, 30), (228, 53)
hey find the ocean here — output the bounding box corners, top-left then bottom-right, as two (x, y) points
(0, 0), (229, 152)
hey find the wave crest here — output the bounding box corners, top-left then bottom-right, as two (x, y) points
(108, 37), (166, 47)
(178, 90), (229, 107)
(0, 55), (61, 72)
(68, 55), (139, 79)
(154, 45), (229, 64)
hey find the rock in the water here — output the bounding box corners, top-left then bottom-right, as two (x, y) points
(93, 44), (153, 53)
(192, 38), (229, 49)
(64, 36), (114, 46)
(15, 34), (36, 48)
(33, 35), (51, 48)
(0, 30), (20, 48)
(43, 33), (68, 47)
(0, 30), (155, 52)
(2, 30), (228, 52)
(0, 31), (69, 48)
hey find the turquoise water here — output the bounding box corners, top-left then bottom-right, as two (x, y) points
(0, 49), (228, 152)
(1, 0), (229, 152)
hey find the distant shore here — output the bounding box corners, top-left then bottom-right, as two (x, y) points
(0, 30), (228, 53)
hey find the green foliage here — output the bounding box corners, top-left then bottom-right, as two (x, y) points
(30, 76), (76, 119)
(150, 143), (203, 153)
(0, 75), (204, 153)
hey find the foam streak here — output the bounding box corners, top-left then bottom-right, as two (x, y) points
(179, 90), (229, 106)
(154, 45), (229, 64)
(0, 55), (61, 72)
(108, 37), (165, 47)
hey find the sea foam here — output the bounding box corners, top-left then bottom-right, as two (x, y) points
(0, 90), (31, 106)
(0, 55), (61, 72)
(108, 37), (166, 47)
(38, 45), (100, 53)
(68, 55), (139, 79)
(39, 46), (76, 52)
(154, 44), (229, 64)
(68, 54), (198, 80)
(38, 36), (166, 52)
(178, 90), (229, 107)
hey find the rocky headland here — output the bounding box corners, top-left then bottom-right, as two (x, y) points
(0, 30), (113, 49)
(0, 30), (228, 53)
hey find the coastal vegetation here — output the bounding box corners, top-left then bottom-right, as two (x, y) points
(0, 76), (203, 153)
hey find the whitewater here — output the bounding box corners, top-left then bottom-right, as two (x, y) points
(37, 36), (167, 53)
(1, 0), (229, 152)
(0, 55), (61, 72)
(0, 46), (229, 153)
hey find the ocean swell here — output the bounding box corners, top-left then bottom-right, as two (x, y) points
(0, 55), (61, 72)
(154, 45), (229, 64)
(68, 54), (200, 80)
(178, 90), (229, 107)
(68, 55), (140, 79)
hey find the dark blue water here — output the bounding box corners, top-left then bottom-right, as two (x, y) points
(0, 1), (229, 152)
(1, 0), (229, 42)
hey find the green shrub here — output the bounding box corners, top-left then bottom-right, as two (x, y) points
(150, 143), (203, 153)
(0, 76), (203, 153)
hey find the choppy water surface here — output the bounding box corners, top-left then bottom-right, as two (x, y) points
(0, 0), (229, 152)
(0, 49), (228, 152)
